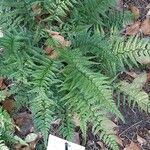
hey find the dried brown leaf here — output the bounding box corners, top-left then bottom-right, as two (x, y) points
(2, 99), (14, 113)
(46, 30), (71, 47)
(141, 18), (150, 35)
(124, 141), (141, 150)
(125, 71), (138, 78)
(0, 79), (6, 90)
(49, 31), (60, 35)
(44, 46), (58, 59)
(124, 21), (141, 35)
(44, 47), (53, 55)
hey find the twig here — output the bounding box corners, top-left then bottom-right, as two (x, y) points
(119, 120), (142, 136)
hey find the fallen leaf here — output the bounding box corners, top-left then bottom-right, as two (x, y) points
(141, 18), (150, 35)
(49, 31), (60, 35)
(124, 141), (141, 150)
(1, 99), (14, 113)
(129, 5), (140, 19)
(125, 71), (138, 78)
(124, 21), (141, 35)
(137, 135), (147, 145)
(44, 46), (53, 55)
(0, 79), (6, 90)
(46, 30), (71, 47)
(52, 34), (71, 47)
(126, 71), (150, 83)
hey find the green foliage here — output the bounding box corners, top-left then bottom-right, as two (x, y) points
(0, 140), (9, 150)
(116, 73), (150, 113)
(111, 35), (150, 68)
(0, 0), (150, 150)
(0, 107), (26, 149)
(0, 91), (6, 101)
(119, 81), (149, 112)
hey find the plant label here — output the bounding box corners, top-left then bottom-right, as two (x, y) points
(47, 134), (85, 150)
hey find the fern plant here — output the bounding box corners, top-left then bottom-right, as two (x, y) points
(0, 107), (27, 149)
(0, 0), (150, 150)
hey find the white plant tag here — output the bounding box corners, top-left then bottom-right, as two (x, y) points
(47, 134), (85, 150)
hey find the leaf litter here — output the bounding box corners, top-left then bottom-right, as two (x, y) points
(1, 0), (150, 150)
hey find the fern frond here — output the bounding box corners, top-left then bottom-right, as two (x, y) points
(59, 108), (74, 140)
(0, 31), (29, 81)
(0, 107), (12, 130)
(0, 140), (9, 150)
(8, 83), (30, 112)
(42, 0), (77, 23)
(72, 0), (116, 27)
(0, 130), (27, 148)
(59, 49), (123, 149)
(0, 91), (6, 101)
(0, 0), (35, 29)
(0, 0), (77, 29)
(28, 49), (59, 89)
(92, 117), (119, 150)
(118, 80), (149, 112)
(0, 107), (27, 148)
(112, 35), (150, 68)
(31, 89), (55, 145)
(69, 30), (119, 76)
(61, 49), (123, 119)
(27, 47), (60, 145)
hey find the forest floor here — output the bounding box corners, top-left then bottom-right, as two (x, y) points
(1, 0), (150, 150)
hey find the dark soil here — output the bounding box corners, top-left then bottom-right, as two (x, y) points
(124, 0), (150, 20)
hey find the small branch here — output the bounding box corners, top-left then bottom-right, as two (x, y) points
(119, 120), (142, 136)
